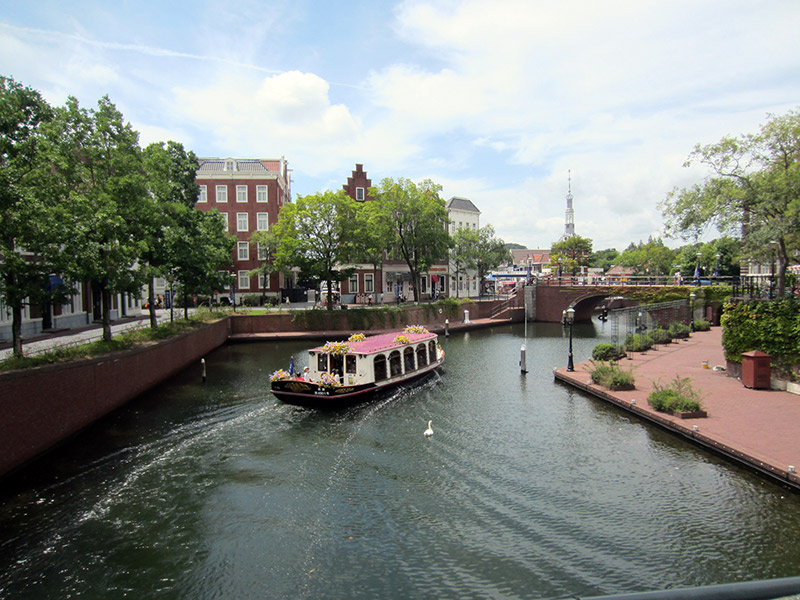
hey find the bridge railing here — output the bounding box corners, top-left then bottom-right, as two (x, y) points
(534, 275), (739, 287)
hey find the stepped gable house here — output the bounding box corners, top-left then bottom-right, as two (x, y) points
(343, 163), (372, 202)
(195, 157), (291, 298)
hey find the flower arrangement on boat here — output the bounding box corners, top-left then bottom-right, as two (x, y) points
(348, 332), (366, 342)
(404, 325), (429, 334)
(393, 334), (411, 345)
(319, 372), (340, 388)
(321, 341), (351, 355)
(270, 369), (292, 382)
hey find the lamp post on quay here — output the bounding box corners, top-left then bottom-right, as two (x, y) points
(689, 291), (696, 332)
(566, 306), (575, 372)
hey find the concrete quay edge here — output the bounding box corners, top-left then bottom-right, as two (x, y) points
(554, 328), (800, 492)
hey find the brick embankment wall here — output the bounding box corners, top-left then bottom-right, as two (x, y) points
(229, 299), (522, 337)
(0, 319), (230, 479)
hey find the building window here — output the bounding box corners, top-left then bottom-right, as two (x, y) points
(257, 243), (268, 261)
(216, 185), (228, 203)
(257, 185), (268, 203)
(237, 212), (248, 232)
(258, 273), (268, 289)
(225, 160), (236, 171)
(237, 241), (249, 260)
(421, 275), (427, 293)
(365, 273), (374, 294)
(197, 185), (207, 203)
(236, 185), (247, 203)
(256, 212), (269, 231)
(238, 270), (250, 290)
(219, 213), (228, 232)
(356, 187), (365, 201)
(349, 274), (359, 294)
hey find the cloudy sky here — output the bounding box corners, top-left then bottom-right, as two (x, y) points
(2, 0), (798, 251)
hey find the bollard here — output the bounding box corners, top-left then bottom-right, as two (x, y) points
(464, 309), (470, 324)
(445, 319), (449, 337)
(201, 358), (206, 383)
(520, 344), (528, 374)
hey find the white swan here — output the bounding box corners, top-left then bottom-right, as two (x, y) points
(424, 420), (434, 437)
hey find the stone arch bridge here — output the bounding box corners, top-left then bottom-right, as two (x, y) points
(527, 284), (691, 323)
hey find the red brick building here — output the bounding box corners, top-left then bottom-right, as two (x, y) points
(195, 157), (291, 300)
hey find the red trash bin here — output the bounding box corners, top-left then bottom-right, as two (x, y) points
(741, 350), (771, 389)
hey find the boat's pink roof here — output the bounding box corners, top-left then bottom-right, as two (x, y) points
(310, 331), (437, 355)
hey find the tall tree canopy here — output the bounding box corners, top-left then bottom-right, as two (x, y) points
(272, 190), (354, 310)
(661, 107), (800, 295)
(617, 238), (676, 277)
(0, 75), (61, 357)
(371, 177), (450, 302)
(450, 227), (479, 298)
(50, 95), (149, 341)
(141, 140), (201, 326)
(473, 225), (512, 295)
(550, 235), (593, 276)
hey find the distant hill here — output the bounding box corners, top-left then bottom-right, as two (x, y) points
(505, 243), (527, 250)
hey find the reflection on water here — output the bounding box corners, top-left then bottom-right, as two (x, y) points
(2, 322), (799, 599)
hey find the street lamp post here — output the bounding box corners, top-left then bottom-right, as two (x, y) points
(566, 306), (575, 372)
(689, 291), (696, 332)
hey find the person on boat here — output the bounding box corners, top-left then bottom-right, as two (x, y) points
(301, 367), (311, 381)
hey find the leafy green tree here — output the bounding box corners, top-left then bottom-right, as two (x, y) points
(50, 95), (148, 341)
(550, 235), (593, 276)
(166, 207), (233, 317)
(618, 238), (677, 278)
(371, 177), (451, 302)
(272, 190), (354, 310)
(588, 248), (619, 272)
(474, 225), (512, 295)
(142, 141), (200, 327)
(662, 107), (800, 295)
(339, 197), (387, 296)
(450, 227), (478, 298)
(249, 229), (280, 304)
(0, 76), (63, 357)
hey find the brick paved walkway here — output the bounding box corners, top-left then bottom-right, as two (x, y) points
(555, 326), (800, 490)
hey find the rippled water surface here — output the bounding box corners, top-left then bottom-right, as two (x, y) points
(2, 322), (800, 599)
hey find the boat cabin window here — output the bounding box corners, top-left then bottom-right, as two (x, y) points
(330, 354), (344, 378)
(346, 355), (357, 374)
(404, 347), (415, 372)
(317, 353), (328, 372)
(416, 344), (428, 367)
(374, 355), (388, 381)
(428, 340), (436, 363)
(389, 350), (402, 377)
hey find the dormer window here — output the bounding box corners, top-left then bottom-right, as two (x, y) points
(225, 160), (237, 171)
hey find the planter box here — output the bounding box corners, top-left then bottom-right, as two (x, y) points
(673, 410), (708, 419)
(788, 381), (800, 396)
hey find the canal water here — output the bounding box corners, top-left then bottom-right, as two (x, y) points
(2, 322), (799, 599)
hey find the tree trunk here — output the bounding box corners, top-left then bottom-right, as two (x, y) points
(12, 304), (23, 358)
(101, 284), (112, 343)
(148, 279), (157, 329)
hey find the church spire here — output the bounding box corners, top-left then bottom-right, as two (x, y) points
(559, 170), (575, 242)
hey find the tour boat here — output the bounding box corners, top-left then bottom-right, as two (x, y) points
(270, 328), (445, 407)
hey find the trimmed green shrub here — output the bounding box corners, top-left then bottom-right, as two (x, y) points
(648, 327), (672, 344)
(589, 360), (635, 389)
(592, 343), (626, 361)
(693, 319), (711, 331)
(668, 322), (691, 339)
(625, 333), (653, 352)
(647, 376), (705, 413)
